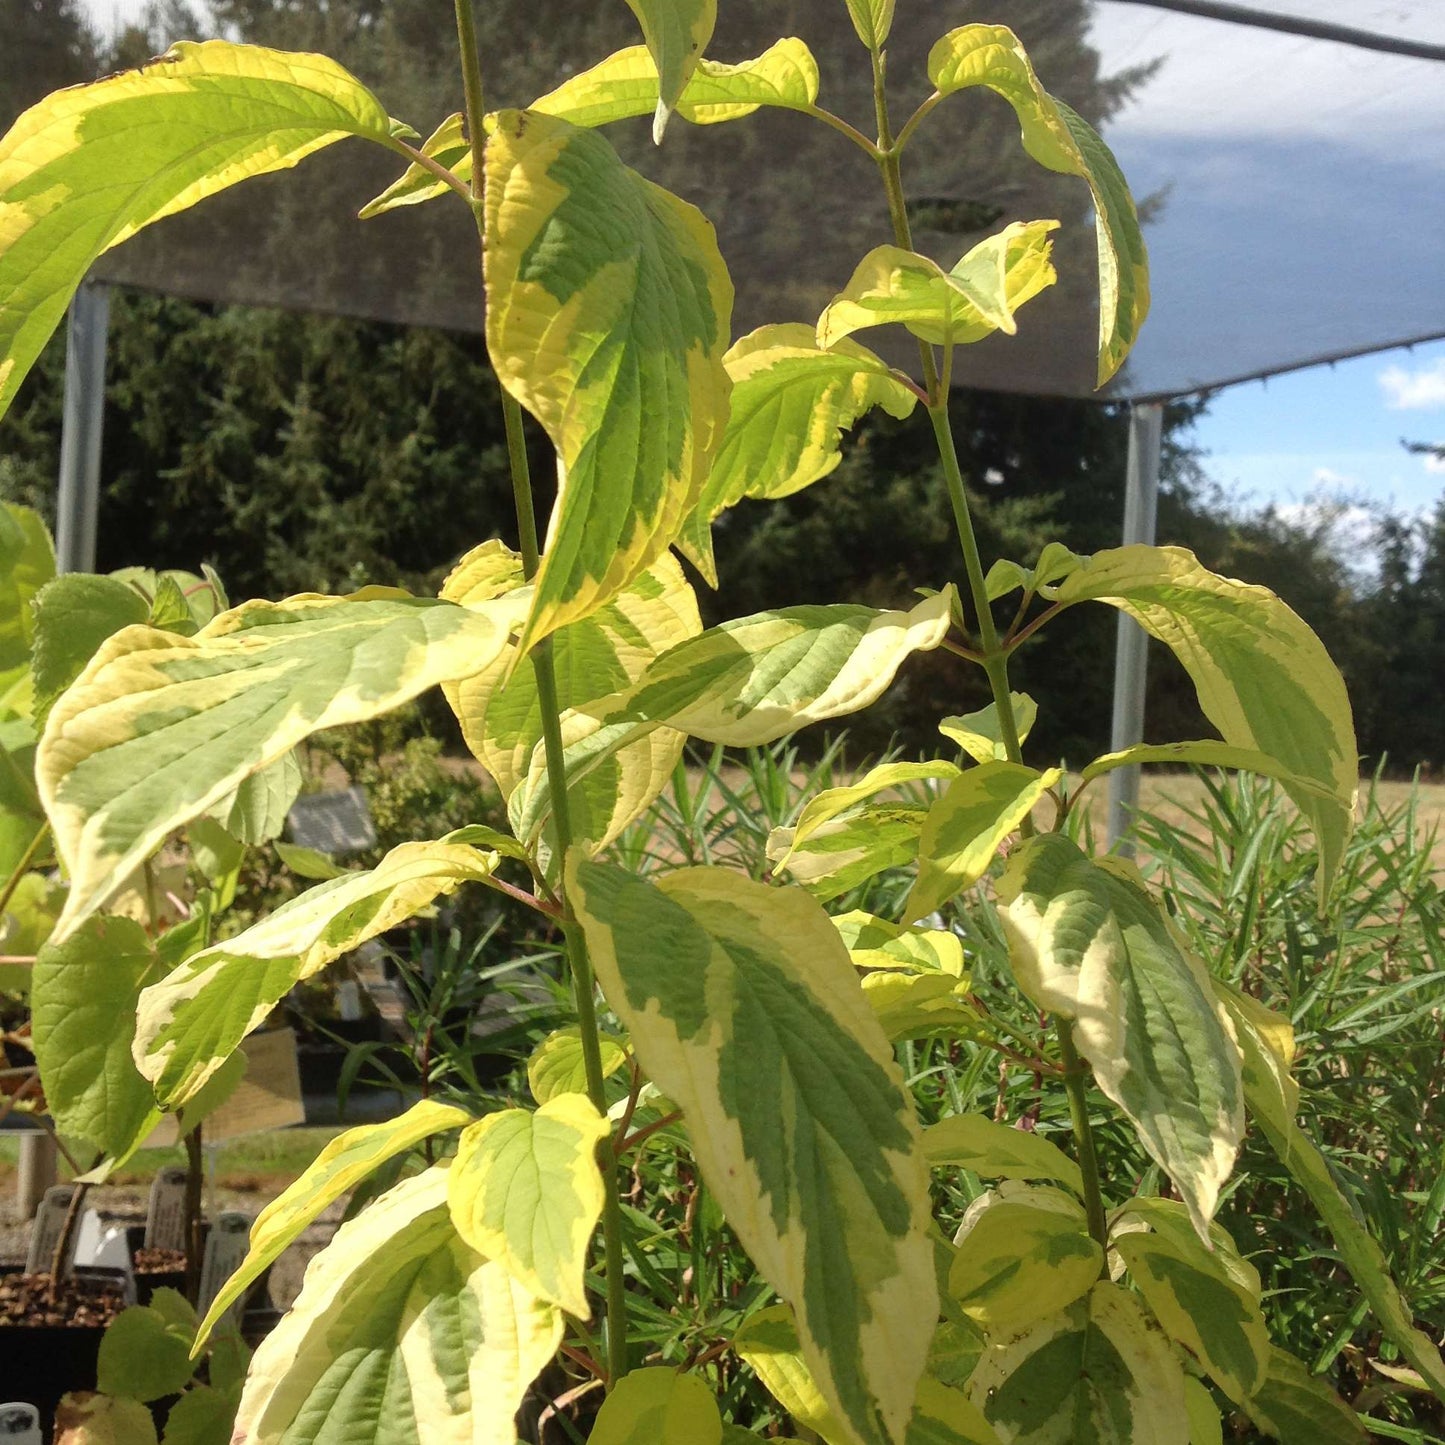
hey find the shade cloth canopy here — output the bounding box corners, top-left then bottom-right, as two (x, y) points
(64, 0), (1445, 401)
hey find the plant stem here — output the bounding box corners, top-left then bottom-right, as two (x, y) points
(869, 53), (1027, 771)
(0, 823), (49, 920)
(1055, 1022), (1110, 1253)
(452, 0), (629, 1385)
(184, 1123), (204, 1303)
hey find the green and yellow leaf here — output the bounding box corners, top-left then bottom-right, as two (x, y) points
(134, 837), (500, 1108)
(927, 25), (1148, 384)
(39, 592), (516, 937)
(234, 1167), (562, 1444)
(444, 546), (699, 852)
(949, 1186), (1101, 1337)
(1243, 1348), (1368, 1443)
(922, 1115), (1083, 1196)
(359, 111), (466, 218)
(1052, 546), (1357, 900)
(622, 0), (718, 141)
(0, 40), (402, 420)
(769, 760), (956, 901)
(905, 761), (1058, 924)
(621, 592), (954, 746)
(570, 859), (936, 1445)
(533, 38), (819, 132)
(528, 1025), (628, 1105)
(679, 325), (917, 583)
(591, 1366), (723, 1444)
(195, 1098), (471, 1350)
(448, 1094), (610, 1319)
(938, 695), (1037, 764)
(31, 915), (160, 1159)
(968, 1283), (1189, 1443)
(998, 834), (1244, 1235)
(833, 910), (966, 976)
(1114, 1228), (1268, 1402)
(52, 1393), (157, 1445)
(863, 972), (985, 1043)
(817, 226), (1058, 351)
(736, 1307), (999, 1445)
(483, 110), (731, 653)
(0, 502), (56, 677)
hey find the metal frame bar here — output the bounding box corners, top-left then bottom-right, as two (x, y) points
(1106, 401), (1164, 853)
(1105, 0), (1445, 62)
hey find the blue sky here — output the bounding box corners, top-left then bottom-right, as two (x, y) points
(1186, 339), (1445, 519)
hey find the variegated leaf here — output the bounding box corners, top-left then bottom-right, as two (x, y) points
(736, 1306), (1000, 1445)
(483, 110), (731, 653)
(39, 592), (515, 937)
(1114, 1227), (1269, 1403)
(927, 26), (1148, 384)
(0, 40), (403, 420)
(998, 834), (1244, 1236)
(359, 111), (466, 217)
(969, 1283), (1189, 1443)
(1243, 1348), (1368, 1443)
(938, 696), (1037, 765)
(904, 761), (1058, 925)
(622, 593), (954, 747)
(833, 910), (966, 976)
(770, 761), (956, 902)
(817, 227), (1058, 351)
(1212, 980), (1298, 1138)
(949, 1186), (1101, 1336)
(134, 838), (500, 1108)
(535, 38), (818, 131)
(679, 325), (918, 583)
(922, 1115), (1083, 1196)
(591, 1367), (723, 1443)
(1052, 546), (1357, 900)
(447, 1095), (610, 1319)
(234, 1168), (562, 1444)
(622, 0), (718, 141)
(1185, 1378), (1224, 1445)
(0, 502), (58, 686)
(528, 1025), (629, 1105)
(863, 973), (985, 1043)
(195, 1098), (471, 1349)
(570, 860), (936, 1445)
(443, 546), (699, 852)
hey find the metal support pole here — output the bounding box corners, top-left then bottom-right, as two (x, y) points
(1106, 401), (1164, 853)
(55, 280), (110, 575)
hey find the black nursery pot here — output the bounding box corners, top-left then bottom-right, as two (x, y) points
(0, 1266), (128, 1439)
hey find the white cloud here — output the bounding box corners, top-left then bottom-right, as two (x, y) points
(1380, 358), (1445, 411)
(1312, 466), (1355, 488)
(1424, 450), (1445, 475)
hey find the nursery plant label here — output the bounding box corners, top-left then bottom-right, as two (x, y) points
(286, 786), (376, 856)
(25, 1185), (84, 1275)
(146, 1166), (190, 1251)
(198, 1210), (253, 1325)
(0, 1403), (41, 1445)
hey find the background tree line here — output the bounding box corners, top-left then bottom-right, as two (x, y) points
(2, 0), (1439, 771)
